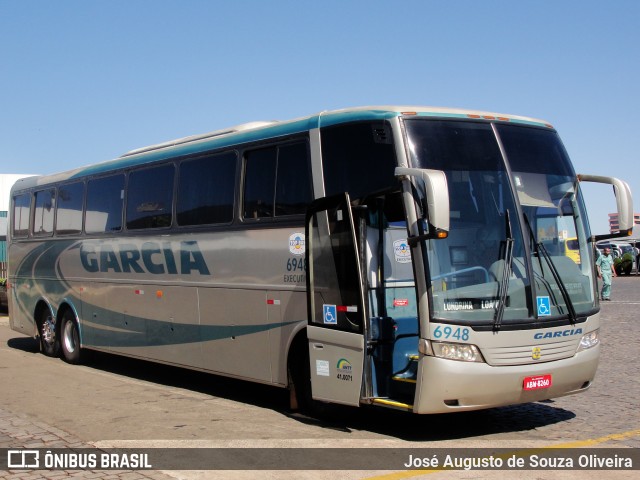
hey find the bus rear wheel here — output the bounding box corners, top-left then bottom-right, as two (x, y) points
(38, 308), (60, 357)
(60, 311), (83, 364)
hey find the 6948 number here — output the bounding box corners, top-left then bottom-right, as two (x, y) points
(286, 258), (307, 271)
(433, 325), (470, 341)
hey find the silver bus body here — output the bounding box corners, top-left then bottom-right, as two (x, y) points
(7, 106), (633, 413)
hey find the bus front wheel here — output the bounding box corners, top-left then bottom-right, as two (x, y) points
(60, 311), (83, 364)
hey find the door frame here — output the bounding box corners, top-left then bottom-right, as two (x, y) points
(304, 193), (367, 406)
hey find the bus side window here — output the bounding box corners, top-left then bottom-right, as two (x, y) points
(85, 174), (125, 234)
(126, 164), (175, 230)
(243, 141), (311, 220)
(243, 147), (277, 219)
(12, 193), (32, 238)
(56, 181), (85, 235)
(274, 142), (312, 216)
(33, 188), (56, 236)
(177, 151), (236, 226)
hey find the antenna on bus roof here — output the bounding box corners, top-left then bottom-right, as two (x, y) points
(119, 120), (279, 158)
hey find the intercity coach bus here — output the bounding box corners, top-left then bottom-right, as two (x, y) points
(7, 106), (633, 414)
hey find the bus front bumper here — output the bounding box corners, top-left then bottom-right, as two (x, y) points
(412, 344), (600, 414)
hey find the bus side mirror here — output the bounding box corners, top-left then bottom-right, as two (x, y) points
(395, 167), (449, 237)
(577, 174), (634, 241)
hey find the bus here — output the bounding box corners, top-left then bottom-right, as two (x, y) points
(7, 106), (634, 414)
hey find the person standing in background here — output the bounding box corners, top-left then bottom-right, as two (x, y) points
(596, 247), (617, 301)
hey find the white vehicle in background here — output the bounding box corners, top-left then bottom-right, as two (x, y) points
(596, 241), (621, 259)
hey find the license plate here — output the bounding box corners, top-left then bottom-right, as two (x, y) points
(523, 374), (552, 391)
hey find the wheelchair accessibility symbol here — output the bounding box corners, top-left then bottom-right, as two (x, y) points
(323, 304), (337, 324)
(537, 296), (551, 316)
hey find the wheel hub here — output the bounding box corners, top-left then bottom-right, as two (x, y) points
(42, 316), (56, 345)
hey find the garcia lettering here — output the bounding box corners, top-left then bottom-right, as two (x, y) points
(534, 328), (583, 340)
(80, 240), (210, 275)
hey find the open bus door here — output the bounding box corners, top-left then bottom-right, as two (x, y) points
(305, 193), (367, 406)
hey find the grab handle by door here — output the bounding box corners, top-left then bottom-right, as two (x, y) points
(312, 343), (324, 350)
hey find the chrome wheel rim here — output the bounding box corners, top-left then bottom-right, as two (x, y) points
(63, 320), (76, 354)
(41, 314), (56, 347)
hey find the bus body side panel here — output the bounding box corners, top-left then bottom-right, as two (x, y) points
(195, 228), (307, 383)
(13, 227), (308, 386)
(8, 240), (56, 337)
(8, 276), (38, 337)
(269, 289), (308, 386)
(121, 285), (201, 368)
(80, 281), (123, 352)
(198, 287), (271, 381)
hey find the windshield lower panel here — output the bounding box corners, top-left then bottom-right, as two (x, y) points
(404, 119), (595, 327)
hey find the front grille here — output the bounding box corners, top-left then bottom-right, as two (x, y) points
(482, 339), (577, 366)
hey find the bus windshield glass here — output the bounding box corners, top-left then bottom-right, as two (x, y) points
(404, 119), (595, 326)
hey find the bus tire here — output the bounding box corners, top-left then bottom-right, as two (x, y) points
(38, 307), (60, 357)
(289, 347), (313, 412)
(60, 310), (83, 364)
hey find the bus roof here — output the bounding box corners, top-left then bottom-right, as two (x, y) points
(11, 106), (553, 192)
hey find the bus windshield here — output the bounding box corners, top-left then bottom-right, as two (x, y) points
(404, 119), (595, 326)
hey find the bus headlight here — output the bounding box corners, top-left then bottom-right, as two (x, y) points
(426, 341), (484, 363)
(577, 329), (600, 352)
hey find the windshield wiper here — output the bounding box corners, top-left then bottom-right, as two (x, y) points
(493, 209), (514, 331)
(523, 214), (577, 324)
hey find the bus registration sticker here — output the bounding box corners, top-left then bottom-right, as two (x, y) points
(316, 360), (330, 377)
(523, 374), (552, 391)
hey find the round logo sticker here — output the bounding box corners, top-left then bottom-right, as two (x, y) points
(289, 233), (305, 256)
(393, 239), (411, 263)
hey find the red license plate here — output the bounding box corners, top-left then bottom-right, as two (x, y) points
(523, 374), (552, 391)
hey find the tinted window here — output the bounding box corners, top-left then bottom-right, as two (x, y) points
(85, 174), (124, 233)
(496, 125), (574, 176)
(126, 164), (174, 230)
(407, 120), (503, 172)
(12, 193), (31, 238)
(274, 143), (312, 216)
(56, 182), (84, 235)
(177, 152), (236, 226)
(33, 189), (56, 236)
(308, 199), (364, 333)
(405, 120), (504, 225)
(321, 122), (397, 200)
(243, 142), (311, 220)
(244, 147), (277, 219)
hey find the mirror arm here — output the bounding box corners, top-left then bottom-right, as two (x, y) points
(578, 174), (634, 236)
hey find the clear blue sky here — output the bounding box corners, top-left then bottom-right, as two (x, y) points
(1, 0), (638, 234)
